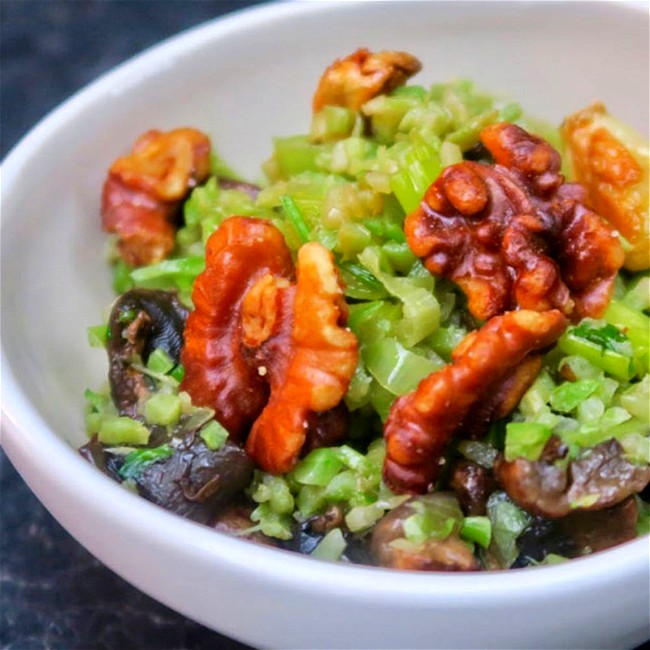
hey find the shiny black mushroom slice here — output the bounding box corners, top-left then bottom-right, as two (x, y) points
(134, 434), (255, 525)
(107, 288), (189, 417)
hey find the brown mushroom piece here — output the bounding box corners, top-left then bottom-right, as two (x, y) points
(102, 128), (212, 266)
(558, 496), (640, 554)
(370, 494), (478, 571)
(449, 459), (496, 516)
(496, 437), (650, 518)
(312, 48), (422, 113)
(133, 433), (255, 525)
(107, 288), (188, 418)
(211, 499), (278, 546)
(405, 122), (625, 322)
(383, 309), (568, 494)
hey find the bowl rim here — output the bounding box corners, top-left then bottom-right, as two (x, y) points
(1, 0), (649, 606)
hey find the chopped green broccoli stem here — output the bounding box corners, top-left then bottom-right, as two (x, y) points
(311, 528), (347, 561)
(558, 332), (635, 381)
(505, 422), (552, 461)
(571, 321), (628, 353)
(292, 448), (344, 487)
(280, 194), (311, 244)
(460, 516), (492, 549)
(144, 393), (182, 426)
(146, 348), (175, 375)
(487, 492), (531, 568)
(98, 416), (150, 446)
(549, 378), (601, 413)
(199, 420), (229, 450)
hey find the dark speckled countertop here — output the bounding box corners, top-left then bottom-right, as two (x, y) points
(1, 2), (265, 648)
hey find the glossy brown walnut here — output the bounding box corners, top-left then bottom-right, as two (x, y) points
(101, 128), (211, 266)
(180, 217), (295, 441)
(405, 122), (624, 322)
(383, 309), (568, 494)
(245, 243), (359, 474)
(561, 103), (649, 271)
(312, 48), (421, 112)
(181, 219), (358, 472)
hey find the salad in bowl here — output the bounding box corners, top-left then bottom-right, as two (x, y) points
(80, 47), (649, 573)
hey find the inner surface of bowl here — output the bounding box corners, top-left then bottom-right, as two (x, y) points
(2, 2), (648, 649)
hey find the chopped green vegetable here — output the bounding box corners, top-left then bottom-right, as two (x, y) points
(505, 422), (552, 461)
(311, 528), (347, 561)
(144, 393), (182, 426)
(199, 420), (229, 450)
(98, 416), (150, 446)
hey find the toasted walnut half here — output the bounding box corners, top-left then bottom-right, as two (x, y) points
(180, 217), (295, 440)
(312, 48), (422, 113)
(561, 103), (649, 271)
(246, 242), (359, 474)
(102, 128), (211, 266)
(383, 310), (568, 494)
(181, 218), (358, 470)
(405, 123), (624, 322)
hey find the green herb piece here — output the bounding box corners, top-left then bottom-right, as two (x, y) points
(169, 364), (185, 382)
(118, 444), (173, 480)
(280, 194), (311, 244)
(199, 420), (229, 450)
(549, 379), (601, 413)
(572, 322), (628, 353)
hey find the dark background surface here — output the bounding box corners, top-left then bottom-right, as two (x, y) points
(1, 2), (266, 648)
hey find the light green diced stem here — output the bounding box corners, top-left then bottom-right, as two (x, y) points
(549, 379), (600, 413)
(311, 528), (347, 561)
(460, 516), (492, 549)
(293, 448), (343, 487)
(87, 325), (108, 348)
(200, 420), (229, 450)
(144, 394), (182, 426)
(147, 348), (175, 374)
(505, 422), (552, 461)
(98, 416), (150, 446)
(558, 333), (634, 381)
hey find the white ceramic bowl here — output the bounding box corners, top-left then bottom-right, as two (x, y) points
(2, 1), (649, 648)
